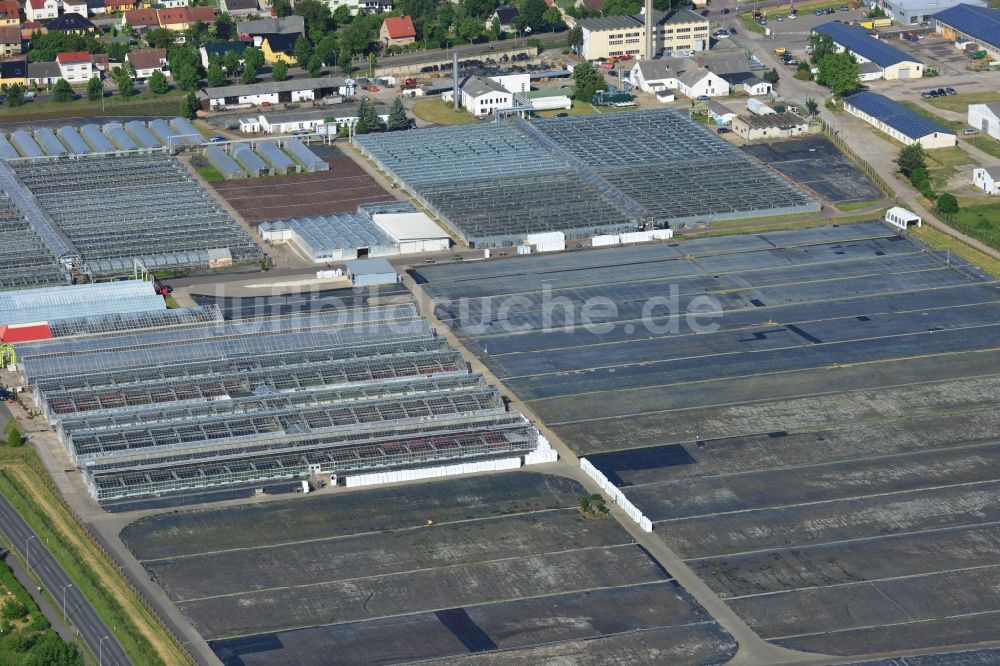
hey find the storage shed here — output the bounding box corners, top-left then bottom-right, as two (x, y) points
(345, 257), (398, 287)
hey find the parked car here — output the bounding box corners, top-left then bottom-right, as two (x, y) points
(774, 47), (788, 55)
(715, 31), (730, 39)
(946, 87), (957, 95)
(935, 88), (947, 96)
(717, 127), (732, 134)
(697, 95), (711, 100)
(785, 58), (798, 65)
(23, 91), (35, 100)
(721, 7), (729, 13)
(730, 27), (737, 34)
(555, 112), (570, 117)
(963, 128), (977, 135)
(775, 15), (784, 21)
(788, 12), (798, 18)
(209, 135), (226, 143)
(920, 91), (932, 98)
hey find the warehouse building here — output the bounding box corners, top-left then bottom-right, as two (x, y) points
(878, 0), (984, 25)
(238, 105), (389, 134)
(844, 91), (956, 147)
(258, 203), (449, 262)
(346, 257), (397, 286)
(813, 21), (924, 79)
(969, 102), (1000, 139)
(197, 77), (346, 110)
(578, 8), (710, 60)
(933, 3), (1000, 58)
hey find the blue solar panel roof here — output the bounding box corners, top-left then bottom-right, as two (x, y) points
(813, 21), (918, 67)
(933, 4), (1000, 48)
(844, 91), (953, 140)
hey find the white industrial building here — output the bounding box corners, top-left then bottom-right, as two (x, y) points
(197, 77), (346, 110)
(844, 91), (956, 148)
(973, 166), (1000, 194)
(629, 58), (729, 98)
(443, 73), (530, 118)
(875, 0), (984, 25)
(258, 203), (450, 263)
(239, 105), (389, 134)
(968, 103), (1000, 139)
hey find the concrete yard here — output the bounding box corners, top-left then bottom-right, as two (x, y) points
(411, 221), (1000, 658)
(121, 472), (736, 665)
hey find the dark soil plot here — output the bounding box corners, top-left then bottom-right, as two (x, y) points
(211, 154), (393, 224)
(742, 136), (884, 203)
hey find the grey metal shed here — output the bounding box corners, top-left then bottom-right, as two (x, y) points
(231, 143), (269, 177)
(284, 138), (329, 172)
(204, 146), (246, 179)
(345, 257), (398, 287)
(256, 140), (298, 174)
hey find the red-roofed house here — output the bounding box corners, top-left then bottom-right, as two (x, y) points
(380, 15), (415, 48)
(0, 0), (19, 25)
(56, 50), (97, 82)
(122, 7), (157, 27)
(26, 0), (59, 22)
(0, 25), (20, 55)
(105, 0), (137, 12)
(156, 6), (217, 32)
(21, 21), (46, 40)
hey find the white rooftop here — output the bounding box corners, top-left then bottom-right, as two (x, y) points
(372, 212), (450, 243)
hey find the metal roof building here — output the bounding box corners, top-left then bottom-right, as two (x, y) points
(231, 143), (270, 177)
(813, 21), (924, 79)
(933, 3), (1000, 58)
(204, 145), (246, 179)
(124, 121), (162, 150)
(101, 123), (137, 151)
(169, 117), (202, 145)
(148, 119), (183, 149)
(34, 128), (68, 157)
(256, 140), (299, 174)
(882, 0), (985, 26)
(844, 91), (956, 148)
(10, 131), (44, 158)
(259, 210), (398, 262)
(346, 257), (398, 287)
(284, 138), (328, 172)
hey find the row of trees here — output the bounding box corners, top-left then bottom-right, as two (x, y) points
(807, 33), (861, 96)
(896, 143), (960, 219)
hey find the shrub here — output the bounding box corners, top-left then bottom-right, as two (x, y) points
(1, 598), (28, 621)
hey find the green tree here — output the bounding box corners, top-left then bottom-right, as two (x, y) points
(387, 96), (409, 130)
(808, 32), (835, 65)
(355, 97), (382, 133)
(332, 4), (353, 28)
(339, 15), (378, 56)
(114, 69), (135, 97)
(567, 25), (582, 51)
(572, 60), (605, 101)
(490, 16), (502, 39)
(272, 0), (292, 16)
(867, 6), (886, 18)
(294, 34), (313, 66)
(314, 33), (339, 65)
(215, 12), (236, 40)
(0, 598), (27, 621)
(762, 67), (779, 85)
(804, 97), (818, 116)
(52, 79), (75, 103)
(5, 83), (24, 107)
(180, 91), (200, 119)
(602, 0), (640, 15)
(896, 143), (926, 177)
(223, 49), (241, 76)
(148, 68), (168, 94)
(307, 54), (323, 77)
(146, 27), (175, 49)
(5, 420), (22, 448)
(25, 632), (82, 666)
(520, 0), (548, 30)
(86, 75), (103, 101)
(458, 16), (482, 42)
(816, 52), (860, 95)
(243, 46), (265, 70)
(207, 61), (226, 86)
(295, 0), (334, 37)
(241, 63), (258, 85)
(107, 41), (128, 61)
(176, 64), (201, 91)
(542, 6), (561, 30)
(271, 59), (289, 81)
(936, 192), (959, 219)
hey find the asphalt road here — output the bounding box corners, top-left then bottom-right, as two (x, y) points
(0, 488), (130, 665)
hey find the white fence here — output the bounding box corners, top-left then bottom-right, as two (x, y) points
(525, 434), (558, 465)
(580, 457), (653, 532)
(591, 229), (673, 248)
(344, 457), (522, 487)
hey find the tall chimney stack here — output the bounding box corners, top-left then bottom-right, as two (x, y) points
(452, 52), (459, 111)
(644, 0), (654, 60)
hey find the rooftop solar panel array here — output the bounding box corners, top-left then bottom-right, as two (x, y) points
(17, 300), (540, 502)
(355, 109), (818, 246)
(813, 21), (917, 68)
(844, 91), (953, 140)
(932, 4), (1000, 50)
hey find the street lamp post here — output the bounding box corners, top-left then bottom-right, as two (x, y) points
(62, 583), (73, 624)
(99, 635), (110, 666)
(25, 535), (37, 577)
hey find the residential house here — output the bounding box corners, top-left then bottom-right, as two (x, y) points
(220, 0), (259, 17)
(380, 15), (415, 48)
(0, 58), (26, 86)
(91, 52), (108, 73)
(156, 7), (218, 32)
(732, 111), (809, 140)
(489, 4), (518, 32)
(160, 0), (189, 7)
(742, 77), (771, 95)
(0, 26), (21, 56)
(86, 0), (106, 15)
(629, 58), (729, 98)
(261, 33), (297, 64)
(707, 100), (736, 125)
(578, 8), (709, 60)
(25, 0), (59, 22)
(46, 12), (98, 33)
(0, 0), (19, 25)
(62, 0), (88, 15)
(122, 7), (158, 27)
(199, 40), (248, 68)
(695, 52), (754, 85)
(56, 50), (97, 82)
(973, 165), (1000, 194)
(20, 22), (46, 41)
(843, 90), (956, 148)
(27, 60), (60, 85)
(126, 47), (167, 79)
(237, 15), (303, 42)
(104, 0), (136, 12)
(969, 103), (1000, 139)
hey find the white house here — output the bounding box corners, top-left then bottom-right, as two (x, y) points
(56, 51), (97, 83)
(742, 77), (771, 96)
(159, 0), (189, 6)
(62, 0), (88, 14)
(629, 58), (729, 98)
(973, 166), (1000, 194)
(126, 48), (167, 79)
(26, 0), (59, 21)
(443, 75), (530, 118)
(968, 103), (1000, 140)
